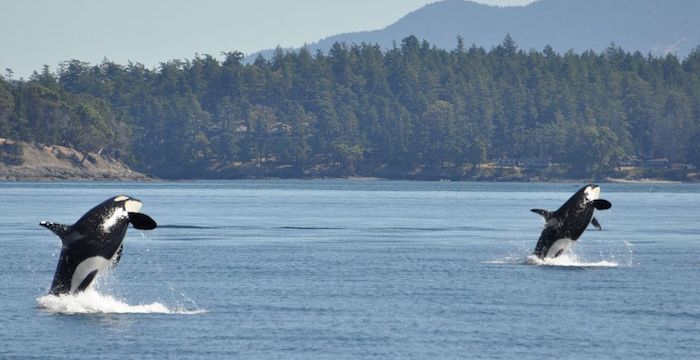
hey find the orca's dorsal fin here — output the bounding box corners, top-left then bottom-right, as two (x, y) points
(593, 199), (612, 210)
(531, 209), (553, 220)
(39, 221), (78, 246)
(128, 212), (157, 230)
(591, 217), (602, 230)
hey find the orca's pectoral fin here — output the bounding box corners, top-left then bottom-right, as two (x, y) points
(39, 221), (75, 245)
(593, 199), (612, 210)
(530, 209), (552, 220)
(40, 221), (69, 236)
(128, 212), (157, 230)
(591, 217), (602, 230)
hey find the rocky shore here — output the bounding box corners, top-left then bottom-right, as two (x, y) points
(0, 138), (152, 181)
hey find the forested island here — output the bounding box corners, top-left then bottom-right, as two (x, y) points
(1, 36), (699, 181)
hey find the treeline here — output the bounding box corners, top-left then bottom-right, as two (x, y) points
(1, 35), (699, 179)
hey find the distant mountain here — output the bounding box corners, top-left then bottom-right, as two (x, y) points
(248, 0), (700, 60)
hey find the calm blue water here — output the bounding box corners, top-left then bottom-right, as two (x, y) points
(1, 180), (699, 359)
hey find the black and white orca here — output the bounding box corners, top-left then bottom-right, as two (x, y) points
(531, 184), (612, 259)
(40, 196), (157, 295)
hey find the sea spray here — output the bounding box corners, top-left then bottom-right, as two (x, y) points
(526, 252), (618, 267)
(36, 288), (205, 314)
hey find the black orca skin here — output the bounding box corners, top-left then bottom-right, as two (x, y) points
(531, 184), (611, 259)
(40, 196), (157, 295)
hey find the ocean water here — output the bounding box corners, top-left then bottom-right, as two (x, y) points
(1, 180), (699, 359)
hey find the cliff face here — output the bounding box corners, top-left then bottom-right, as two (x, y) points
(0, 138), (152, 181)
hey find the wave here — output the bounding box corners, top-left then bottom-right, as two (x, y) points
(36, 289), (205, 315)
(278, 226), (343, 230)
(157, 224), (218, 229)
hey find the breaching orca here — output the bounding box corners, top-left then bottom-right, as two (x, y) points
(40, 196), (157, 295)
(531, 184), (611, 259)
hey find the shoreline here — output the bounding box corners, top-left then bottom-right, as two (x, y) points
(602, 177), (684, 184)
(0, 175), (696, 184)
(1, 139), (696, 183)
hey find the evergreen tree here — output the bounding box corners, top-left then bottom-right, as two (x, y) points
(3, 35), (699, 179)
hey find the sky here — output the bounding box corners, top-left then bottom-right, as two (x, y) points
(1, 0), (535, 79)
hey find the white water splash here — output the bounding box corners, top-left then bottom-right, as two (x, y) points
(36, 289), (206, 315)
(482, 255), (525, 265)
(485, 238), (635, 268)
(526, 253), (618, 267)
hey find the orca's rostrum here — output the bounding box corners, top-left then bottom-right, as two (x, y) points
(40, 196), (157, 295)
(531, 184), (612, 259)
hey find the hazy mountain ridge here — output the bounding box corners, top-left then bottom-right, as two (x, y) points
(249, 0), (700, 61)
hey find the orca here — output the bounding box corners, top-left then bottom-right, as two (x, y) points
(531, 184), (611, 259)
(40, 196), (157, 295)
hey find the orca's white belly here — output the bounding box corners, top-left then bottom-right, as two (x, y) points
(70, 256), (110, 293)
(546, 238), (575, 258)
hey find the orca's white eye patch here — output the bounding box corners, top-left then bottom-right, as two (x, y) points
(114, 195), (129, 202)
(124, 199), (143, 213)
(584, 186), (600, 201)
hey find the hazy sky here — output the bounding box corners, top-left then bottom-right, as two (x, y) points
(1, 0), (535, 78)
